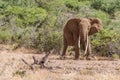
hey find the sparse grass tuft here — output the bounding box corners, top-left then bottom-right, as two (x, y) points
(13, 70), (26, 78)
(112, 53), (119, 59)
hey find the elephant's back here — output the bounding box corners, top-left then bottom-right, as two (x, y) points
(64, 18), (80, 33)
(63, 18), (80, 46)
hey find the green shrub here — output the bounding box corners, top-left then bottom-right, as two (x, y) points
(46, 0), (66, 12)
(0, 0), (120, 56)
(91, 28), (120, 56)
(0, 28), (12, 43)
(5, 6), (47, 28)
(91, 0), (103, 10)
(35, 29), (62, 53)
(65, 0), (79, 11)
(1, 0), (36, 7)
(91, 0), (120, 17)
(112, 54), (119, 59)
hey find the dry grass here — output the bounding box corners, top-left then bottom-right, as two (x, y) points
(0, 44), (120, 80)
(11, 71), (120, 80)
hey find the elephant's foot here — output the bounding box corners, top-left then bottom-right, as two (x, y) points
(86, 55), (97, 60)
(85, 54), (92, 60)
(86, 56), (92, 60)
(59, 56), (65, 60)
(74, 58), (79, 60)
(74, 56), (79, 60)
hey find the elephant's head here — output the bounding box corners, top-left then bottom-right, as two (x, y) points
(78, 18), (102, 54)
(79, 18), (102, 42)
(89, 18), (102, 35)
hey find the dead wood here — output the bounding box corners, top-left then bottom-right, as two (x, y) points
(22, 50), (54, 70)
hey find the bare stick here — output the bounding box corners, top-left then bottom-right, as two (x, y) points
(21, 59), (30, 66)
(21, 59), (34, 70)
(22, 50), (53, 70)
(32, 56), (38, 64)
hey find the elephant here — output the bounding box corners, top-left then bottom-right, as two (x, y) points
(60, 18), (102, 60)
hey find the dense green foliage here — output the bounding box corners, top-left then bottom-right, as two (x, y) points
(91, 0), (120, 17)
(0, 0), (120, 56)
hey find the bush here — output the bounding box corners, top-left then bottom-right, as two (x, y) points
(0, 28), (12, 43)
(91, 28), (120, 56)
(91, 0), (120, 17)
(112, 54), (119, 59)
(64, 0), (91, 13)
(34, 28), (62, 53)
(5, 6), (47, 28)
(0, 0), (120, 57)
(65, 0), (79, 11)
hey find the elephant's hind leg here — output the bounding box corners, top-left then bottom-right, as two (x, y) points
(60, 35), (68, 59)
(74, 46), (79, 60)
(61, 44), (68, 58)
(73, 34), (79, 60)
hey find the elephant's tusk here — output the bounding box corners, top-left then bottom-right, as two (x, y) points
(84, 35), (88, 55)
(78, 35), (81, 48)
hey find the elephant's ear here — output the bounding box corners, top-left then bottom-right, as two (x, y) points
(89, 18), (102, 35)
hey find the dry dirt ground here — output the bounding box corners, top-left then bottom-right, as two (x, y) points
(0, 45), (120, 80)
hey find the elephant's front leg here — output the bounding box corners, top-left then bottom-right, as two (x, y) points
(86, 38), (92, 60)
(73, 34), (79, 60)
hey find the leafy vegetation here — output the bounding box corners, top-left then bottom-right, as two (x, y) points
(91, 0), (120, 17)
(0, 0), (120, 56)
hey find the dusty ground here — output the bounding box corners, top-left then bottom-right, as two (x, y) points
(0, 45), (120, 80)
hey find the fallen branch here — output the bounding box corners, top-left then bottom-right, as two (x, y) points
(22, 50), (54, 70)
(22, 58), (34, 70)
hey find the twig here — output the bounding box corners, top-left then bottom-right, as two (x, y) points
(21, 58), (34, 70)
(21, 50), (54, 70)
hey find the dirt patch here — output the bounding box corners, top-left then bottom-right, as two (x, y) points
(0, 44), (120, 80)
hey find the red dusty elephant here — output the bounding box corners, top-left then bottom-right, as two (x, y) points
(61, 18), (102, 60)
